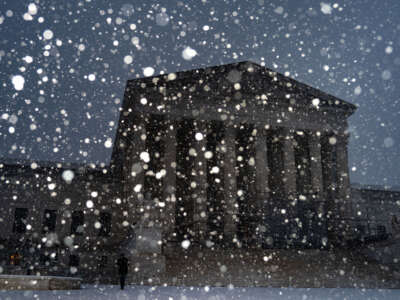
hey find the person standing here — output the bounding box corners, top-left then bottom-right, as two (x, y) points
(117, 253), (129, 290)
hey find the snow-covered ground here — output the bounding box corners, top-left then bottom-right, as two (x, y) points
(1, 285), (400, 299)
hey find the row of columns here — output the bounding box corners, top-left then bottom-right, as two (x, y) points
(125, 115), (351, 244)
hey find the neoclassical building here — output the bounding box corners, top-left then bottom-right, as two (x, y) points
(0, 61), (356, 281)
(111, 61), (356, 258)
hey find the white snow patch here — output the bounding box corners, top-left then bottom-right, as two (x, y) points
(143, 67), (155, 77)
(210, 166), (220, 174)
(140, 151), (150, 163)
(2, 284), (400, 299)
(104, 138), (113, 148)
(354, 85), (362, 95)
(385, 46), (393, 54)
(248, 157), (255, 166)
(23, 55), (33, 63)
(11, 75), (25, 91)
(195, 132), (204, 141)
(23, 13), (33, 21)
(62, 170), (75, 182)
(182, 46), (197, 60)
(320, 2), (333, 14)
(43, 29), (54, 40)
(181, 239), (191, 249)
(312, 98), (320, 107)
(134, 184), (142, 193)
(28, 3), (38, 15)
(123, 55), (133, 64)
(204, 151), (213, 159)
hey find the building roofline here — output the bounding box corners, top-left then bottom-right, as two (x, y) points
(0, 157), (106, 171)
(126, 60), (357, 114)
(351, 183), (400, 193)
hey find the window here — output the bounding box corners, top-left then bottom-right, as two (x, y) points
(294, 131), (312, 195)
(12, 208), (28, 234)
(70, 211), (84, 235)
(98, 212), (111, 237)
(42, 209), (57, 233)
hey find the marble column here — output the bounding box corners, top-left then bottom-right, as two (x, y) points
(223, 125), (238, 242)
(124, 115), (166, 280)
(308, 132), (324, 197)
(162, 120), (177, 241)
(126, 115), (147, 227)
(308, 132), (327, 244)
(193, 120), (208, 240)
(282, 128), (297, 199)
(335, 133), (352, 232)
(255, 126), (269, 221)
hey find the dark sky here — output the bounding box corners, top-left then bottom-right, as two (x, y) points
(0, 0), (399, 186)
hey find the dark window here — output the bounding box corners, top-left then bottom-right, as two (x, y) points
(69, 254), (79, 267)
(13, 208), (28, 234)
(175, 118), (195, 241)
(267, 129), (284, 200)
(294, 131), (312, 195)
(321, 134), (338, 200)
(98, 212), (111, 237)
(71, 211), (84, 235)
(42, 209), (57, 233)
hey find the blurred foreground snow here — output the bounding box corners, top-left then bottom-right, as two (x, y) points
(2, 285), (400, 300)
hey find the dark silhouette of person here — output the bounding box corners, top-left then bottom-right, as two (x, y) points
(117, 253), (129, 290)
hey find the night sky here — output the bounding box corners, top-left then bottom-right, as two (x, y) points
(0, 0), (399, 187)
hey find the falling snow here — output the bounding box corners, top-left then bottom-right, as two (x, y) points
(320, 2), (333, 14)
(182, 46), (197, 60)
(143, 67), (155, 77)
(11, 75), (25, 91)
(0, 0), (400, 295)
(43, 29), (54, 40)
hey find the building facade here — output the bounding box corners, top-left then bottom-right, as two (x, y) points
(350, 184), (400, 239)
(111, 61), (356, 268)
(0, 61), (356, 281)
(0, 160), (123, 281)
